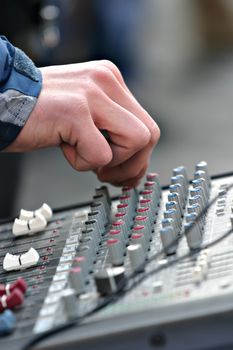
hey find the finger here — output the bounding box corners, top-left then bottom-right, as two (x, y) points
(87, 90), (151, 166)
(61, 116), (113, 171)
(92, 66), (160, 144)
(95, 142), (152, 185)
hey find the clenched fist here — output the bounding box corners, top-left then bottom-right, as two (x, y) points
(6, 60), (160, 186)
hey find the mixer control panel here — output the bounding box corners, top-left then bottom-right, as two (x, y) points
(1, 161), (233, 350)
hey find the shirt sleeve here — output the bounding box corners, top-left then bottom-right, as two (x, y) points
(0, 36), (42, 150)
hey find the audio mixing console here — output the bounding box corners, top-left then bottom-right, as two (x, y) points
(1, 161), (233, 350)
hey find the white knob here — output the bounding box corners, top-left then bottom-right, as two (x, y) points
(19, 209), (34, 221)
(19, 203), (53, 221)
(3, 253), (19, 271)
(3, 248), (40, 271)
(20, 248), (40, 269)
(12, 219), (28, 236)
(29, 214), (47, 232)
(12, 214), (47, 236)
(35, 203), (53, 221)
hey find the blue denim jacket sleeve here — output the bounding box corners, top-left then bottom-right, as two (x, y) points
(0, 36), (42, 150)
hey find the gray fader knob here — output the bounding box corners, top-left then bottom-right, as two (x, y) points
(168, 192), (183, 216)
(189, 195), (205, 212)
(109, 229), (126, 251)
(195, 161), (211, 187)
(146, 173), (162, 196)
(171, 175), (188, 198)
(61, 288), (77, 320)
(114, 212), (131, 230)
(144, 181), (161, 200)
(190, 187), (207, 206)
(131, 233), (148, 253)
(73, 256), (89, 278)
(142, 190), (159, 214)
(122, 186), (138, 203)
(107, 239), (124, 266)
(184, 222), (202, 250)
(127, 244), (145, 272)
(192, 178), (209, 201)
(85, 219), (101, 241)
(136, 207), (153, 226)
(94, 267), (126, 296)
(134, 216), (152, 239)
(81, 228), (99, 248)
(132, 224), (150, 245)
(69, 267), (86, 295)
(76, 244), (95, 268)
(173, 166), (189, 187)
(166, 201), (182, 218)
(112, 220), (128, 239)
(88, 211), (105, 236)
(91, 201), (108, 226)
(160, 226), (177, 255)
(169, 183), (185, 209)
(164, 209), (180, 233)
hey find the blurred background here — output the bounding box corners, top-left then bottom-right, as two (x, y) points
(1, 0), (233, 218)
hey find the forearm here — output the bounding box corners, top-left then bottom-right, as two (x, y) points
(0, 36), (42, 150)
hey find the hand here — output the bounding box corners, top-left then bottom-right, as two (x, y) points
(6, 60), (160, 186)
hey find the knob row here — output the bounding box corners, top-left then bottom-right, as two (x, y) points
(160, 162), (211, 254)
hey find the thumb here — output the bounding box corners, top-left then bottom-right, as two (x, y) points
(61, 122), (113, 171)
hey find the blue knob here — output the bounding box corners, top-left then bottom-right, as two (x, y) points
(0, 310), (16, 335)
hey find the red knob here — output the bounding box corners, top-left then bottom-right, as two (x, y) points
(10, 278), (27, 295)
(0, 289), (24, 312)
(0, 278), (27, 297)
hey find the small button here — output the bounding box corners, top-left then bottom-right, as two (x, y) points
(49, 282), (66, 293)
(63, 246), (76, 254)
(66, 236), (79, 245)
(53, 273), (67, 282)
(60, 255), (74, 263)
(56, 263), (71, 273)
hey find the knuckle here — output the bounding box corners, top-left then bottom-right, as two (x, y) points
(91, 65), (114, 84)
(131, 127), (150, 150)
(149, 122), (161, 146)
(92, 150), (112, 168)
(100, 60), (124, 83)
(100, 59), (120, 74)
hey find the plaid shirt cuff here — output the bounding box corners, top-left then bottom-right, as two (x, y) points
(0, 37), (42, 150)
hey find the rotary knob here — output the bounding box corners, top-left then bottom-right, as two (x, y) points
(94, 267), (126, 296)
